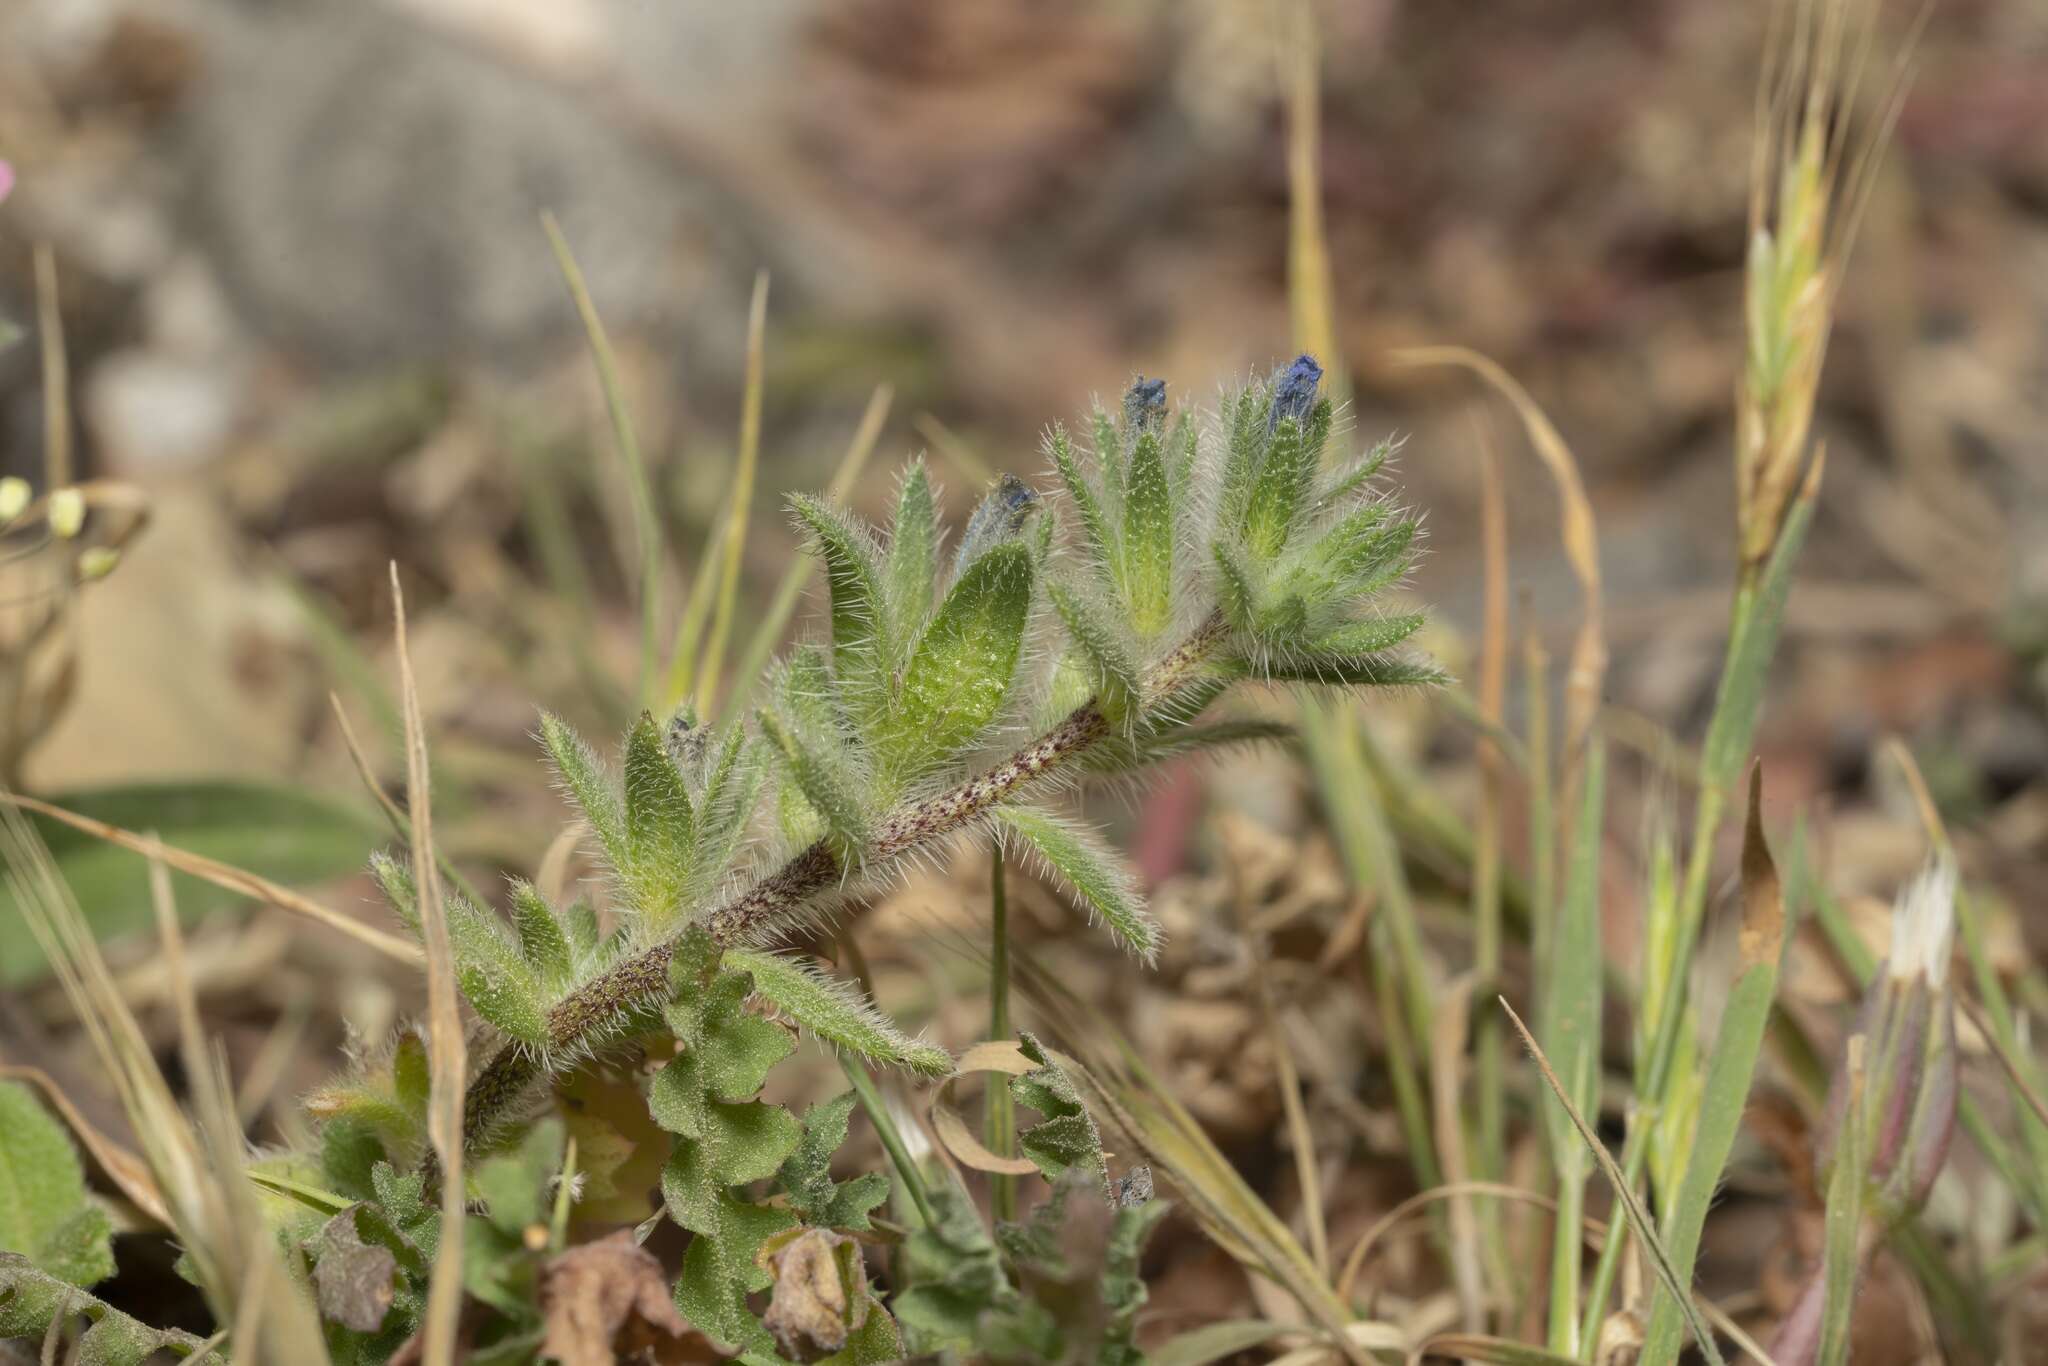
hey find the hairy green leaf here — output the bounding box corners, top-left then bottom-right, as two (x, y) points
(791, 493), (888, 685)
(1009, 1032), (1112, 1199)
(881, 541), (1033, 776)
(950, 475), (1039, 581)
(506, 881), (573, 991)
(777, 1092), (890, 1231)
(1244, 415), (1316, 561)
(993, 805), (1159, 961)
(444, 895), (549, 1046)
(1049, 424), (1115, 579)
(0, 1082), (114, 1289)
(0, 1253), (202, 1364)
(1046, 579), (1139, 727)
(728, 949), (951, 1076)
(538, 712), (629, 878)
(1120, 427), (1174, 638)
(1308, 612), (1427, 656)
(622, 711), (693, 922)
(885, 462), (939, 642)
(759, 709), (871, 855)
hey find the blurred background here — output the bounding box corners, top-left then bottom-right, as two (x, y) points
(1, 0), (2045, 1348)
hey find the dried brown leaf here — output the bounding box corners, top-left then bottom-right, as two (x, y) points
(538, 1231), (720, 1366)
(761, 1228), (855, 1357)
(315, 1209), (399, 1334)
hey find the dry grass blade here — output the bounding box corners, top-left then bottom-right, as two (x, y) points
(1428, 972), (1484, 1329)
(1391, 346), (1604, 778)
(698, 269), (770, 717)
(1234, 889), (1330, 1279)
(1283, 0), (1341, 389)
(1336, 1182), (1573, 1304)
(0, 791), (423, 965)
(1499, 996), (1727, 1366)
(391, 563), (465, 1366)
(1960, 996), (2048, 1134)
(929, 1041), (1039, 1176)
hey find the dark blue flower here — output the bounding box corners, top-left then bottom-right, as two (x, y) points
(1267, 354), (1323, 435)
(952, 473), (1040, 576)
(1123, 376), (1167, 432)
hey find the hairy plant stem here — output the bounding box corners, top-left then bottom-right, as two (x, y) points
(462, 612), (1229, 1147)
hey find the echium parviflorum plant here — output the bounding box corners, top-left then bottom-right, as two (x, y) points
(2, 357), (1435, 1364)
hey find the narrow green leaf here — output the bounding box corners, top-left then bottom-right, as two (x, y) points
(1049, 425), (1115, 579)
(1639, 771), (1784, 1366)
(1244, 415), (1316, 561)
(1309, 612), (1426, 656)
(1817, 1042), (1867, 1366)
(622, 712), (693, 922)
(1315, 435), (1394, 512)
(538, 712), (628, 878)
(444, 896), (550, 1046)
(727, 948), (953, 1076)
(1542, 741), (1605, 1356)
(1046, 579), (1139, 727)
(790, 494), (887, 682)
(993, 805), (1159, 962)
(1226, 653), (1447, 690)
(885, 461), (939, 638)
(1120, 427), (1174, 638)
(758, 710), (871, 855)
(1699, 491), (1814, 797)
(882, 541), (1033, 775)
(506, 881), (573, 989)
(1211, 541), (1259, 635)
(0, 1081), (114, 1288)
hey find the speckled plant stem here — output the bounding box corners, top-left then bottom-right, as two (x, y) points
(461, 612), (1228, 1148)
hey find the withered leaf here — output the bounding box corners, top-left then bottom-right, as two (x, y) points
(540, 1229), (722, 1366)
(314, 1206), (399, 1334)
(760, 1228), (853, 1356)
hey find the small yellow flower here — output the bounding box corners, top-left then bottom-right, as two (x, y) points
(48, 488), (86, 539)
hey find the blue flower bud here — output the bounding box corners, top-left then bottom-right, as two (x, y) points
(1123, 376), (1167, 432)
(1268, 354), (1323, 435)
(952, 473), (1040, 578)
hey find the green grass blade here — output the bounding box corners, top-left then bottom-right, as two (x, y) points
(1638, 767), (1784, 1366)
(698, 270), (770, 718)
(542, 212), (664, 709)
(1541, 740), (1604, 1357)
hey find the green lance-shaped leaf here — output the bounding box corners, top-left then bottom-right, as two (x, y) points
(443, 895), (550, 1046)
(1216, 387), (1265, 532)
(1049, 424), (1115, 578)
(791, 493), (888, 684)
(1244, 415), (1317, 562)
(759, 709), (871, 856)
(0, 1081), (115, 1289)
(1091, 407), (1125, 509)
(1298, 504), (1415, 603)
(622, 711), (693, 922)
(472, 1116), (564, 1237)
(0, 1254), (203, 1364)
(1009, 1032), (1112, 1201)
(538, 712), (628, 877)
(1046, 579), (1139, 728)
(879, 540), (1033, 776)
(1640, 768), (1785, 1366)
(1307, 612), (1427, 657)
(992, 805), (1160, 962)
(727, 949), (951, 1077)
(506, 880), (573, 991)
(653, 930), (804, 1352)
(1222, 652), (1447, 691)
(885, 461), (939, 642)
(776, 1092), (890, 1231)
(1315, 435), (1394, 513)
(1211, 540), (1260, 636)
(690, 724), (765, 896)
(1120, 426), (1174, 639)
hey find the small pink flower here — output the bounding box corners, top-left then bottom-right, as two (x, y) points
(0, 161), (14, 204)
